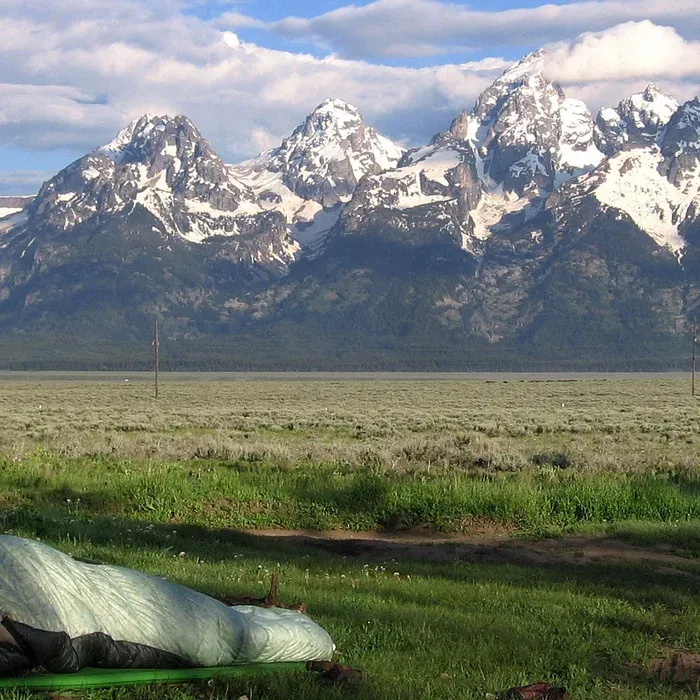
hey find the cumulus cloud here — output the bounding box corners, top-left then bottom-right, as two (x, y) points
(0, 0), (503, 168)
(261, 0), (700, 60)
(2, 0), (700, 196)
(543, 21), (700, 83)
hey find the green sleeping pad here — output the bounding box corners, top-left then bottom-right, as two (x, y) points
(0, 662), (306, 690)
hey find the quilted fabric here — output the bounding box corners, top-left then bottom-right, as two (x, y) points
(0, 536), (334, 671)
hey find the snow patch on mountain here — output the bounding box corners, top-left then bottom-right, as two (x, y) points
(399, 148), (461, 190)
(0, 207), (23, 219)
(555, 98), (604, 184)
(469, 191), (538, 241)
(292, 207), (341, 251)
(354, 147), (460, 211)
(231, 165), (315, 224)
(591, 147), (693, 251)
(0, 197), (35, 222)
(0, 210), (27, 234)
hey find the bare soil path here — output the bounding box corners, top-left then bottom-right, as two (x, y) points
(243, 528), (700, 575)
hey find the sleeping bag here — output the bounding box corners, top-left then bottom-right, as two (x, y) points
(0, 535), (334, 675)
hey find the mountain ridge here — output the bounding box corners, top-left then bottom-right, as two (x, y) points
(1, 50), (699, 369)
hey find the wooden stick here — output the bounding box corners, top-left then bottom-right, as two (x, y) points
(693, 317), (696, 398)
(154, 319), (160, 400)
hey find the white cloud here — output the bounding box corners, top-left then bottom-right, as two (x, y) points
(0, 0), (502, 166)
(264, 0), (700, 60)
(543, 21), (700, 83)
(1, 1), (700, 196)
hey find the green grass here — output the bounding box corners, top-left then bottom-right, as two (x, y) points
(3, 452), (700, 535)
(4, 516), (700, 699)
(2, 376), (700, 699)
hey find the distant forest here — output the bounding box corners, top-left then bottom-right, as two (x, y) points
(0, 332), (691, 372)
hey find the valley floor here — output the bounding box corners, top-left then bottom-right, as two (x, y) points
(2, 376), (700, 698)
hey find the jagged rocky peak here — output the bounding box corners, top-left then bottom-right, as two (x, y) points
(550, 95), (700, 255)
(337, 47), (604, 255)
(595, 84), (679, 155)
(661, 97), (700, 189)
(463, 48), (602, 195)
(21, 113), (305, 267)
(448, 111), (471, 141)
(96, 113), (241, 196)
(473, 48), (549, 123)
(29, 112), (256, 230)
(237, 98), (404, 208)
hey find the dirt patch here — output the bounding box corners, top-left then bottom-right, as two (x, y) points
(242, 529), (700, 574)
(647, 650), (700, 686)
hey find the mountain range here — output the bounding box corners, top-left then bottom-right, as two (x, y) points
(0, 49), (698, 370)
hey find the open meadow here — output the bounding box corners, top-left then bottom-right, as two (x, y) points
(3, 374), (700, 699)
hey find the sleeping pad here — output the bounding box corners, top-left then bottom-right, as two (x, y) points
(0, 535), (334, 675)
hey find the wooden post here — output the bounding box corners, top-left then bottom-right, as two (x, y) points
(154, 319), (160, 400)
(693, 318), (697, 398)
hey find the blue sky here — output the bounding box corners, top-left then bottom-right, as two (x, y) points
(1, 0), (699, 195)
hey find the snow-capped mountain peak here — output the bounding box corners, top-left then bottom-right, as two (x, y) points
(460, 46), (605, 197)
(231, 98), (405, 248)
(494, 48), (548, 86)
(473, 49), (552, 126)
(254, 97), (404, 203)
(98, 113), (161, 163)
(95, 113), (237, 192)
(595, 85), (679, 156)
(17, 113), (299, 265)
(303, 98), (363, 132)
(630, 84), (679, 128)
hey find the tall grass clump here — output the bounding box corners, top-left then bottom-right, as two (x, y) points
(3, 452), (700, 535)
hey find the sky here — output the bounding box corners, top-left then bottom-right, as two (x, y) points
(1, 0), (700, 195)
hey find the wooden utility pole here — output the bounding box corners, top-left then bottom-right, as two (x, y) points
(154, 319), (160, 399)
(692, 317), (697, 398)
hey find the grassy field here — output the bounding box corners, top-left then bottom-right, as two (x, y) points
(2, 375), (700, 699)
